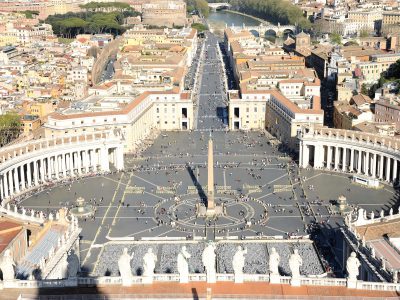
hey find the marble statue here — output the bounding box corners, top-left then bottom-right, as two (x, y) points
(67, 249), (80, 278)
(392, 269), (398, 283)
(143, 248), (158, 277)
(177, 246), (191, 283)
(202, 242), (216, 283)
(0, 249), (15, 280)
(289, 249), (302, 278)
(346, 252), (360, 281)
(232, 246), (247, 283)
(390, 208), (393, 216)
(118, 247), (134, 285)
(269, 247), (280, 275)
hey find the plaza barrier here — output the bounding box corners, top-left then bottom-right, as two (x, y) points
(4, 274), (400, 291)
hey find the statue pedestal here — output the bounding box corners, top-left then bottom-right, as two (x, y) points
(234, 273), (244, 283)
(269, 273), (280, 284)
(290, 277), (301, 287)
(121, 277), (133, 287)
(347, 279), (357, 289)
(206, 273), (216, 284)
(142, 276), (153, 284)
(180, 275), (189, 284)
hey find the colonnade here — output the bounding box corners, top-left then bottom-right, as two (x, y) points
(298, 128), (400, 183)
(0, 133), (124, 202)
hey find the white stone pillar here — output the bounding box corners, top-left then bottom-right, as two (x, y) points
(393, 159), (398, 182)
(0, 177), (3, 200)
(100, 147), (110, 172)
(70, 152), (75, 176)
(13, 168), (20, 193)
(327, 146), (332, 169)
(61, 153), (67, 177)
(334, 147), (339, 170)
(40, 159), (45, 182)
(115, 146), (124, 170)
(3, 172), (9, 198)
(386, 157), (391, 182)
(20, 165), (25, 190)
(76, 151), (82, 174)
(350, 149), (354, 172)
(342, 147), (347, 172)
(33, 160), (38, 186)
(363, 152), (368, 175)
(8, 171), (14, 195)
(371, 153), (377, 178)
(379, 155), (384, 179)
(27, 162), (32, 187)
(302, 143), (309, 168)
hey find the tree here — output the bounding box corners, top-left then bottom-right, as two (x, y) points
(330, 33), (342, 45)
(359, 29), (369, 38)
(191, 23), (208, 31)
(0, 113), (21, 146)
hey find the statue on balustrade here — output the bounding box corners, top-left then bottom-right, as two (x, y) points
(67, 249), (80, 278)
(143, 248), (157, 277)
(346, 252), (360, 281)
(177, 246), (191, 283)
(202, 242), (216, 283)
(289, 249), (302, 278)
(269, 247), (280, 276)
(0, 249), (15, 280)
(232, 246), (247, 283)
(118, 247), (134, 285)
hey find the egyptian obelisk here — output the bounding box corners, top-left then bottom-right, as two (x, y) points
(207, 133), (215, 212)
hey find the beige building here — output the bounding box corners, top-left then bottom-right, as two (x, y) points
(357, 53), (400, 83)
(142, 0), (187, 28)
(44, 87), (193, 153)
(382, 11), (400, 34)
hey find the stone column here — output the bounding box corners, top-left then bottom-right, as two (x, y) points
(20, 165), (25, 190)
(100, 147), (110, 172)
(314, 145), (324, 168)
(363, 152), (369, 175)
(350, 149), (354, 172)
(70, 152), (75, 176)
(27, 162), (32, 187)
(386, 157), (392, 182)
(379, 155), (384, 179)
(371, 153), (376, 178)
(357, 150), (362, 174)
(62, 153), (67, 177)
(8, 171), (14, 195)
(0, 176), (3, 200)
(3, 172), (9, 198)
(327, 146), (332, 169)
(33, 160), (38, 186)
(334, 147), (339, 170)
(76, 152), (82, 175)
(342, 147), (347, 172)
(393, 159), (398, 182)
(301, 143), (309, 168)
(13, 168), (20, 194)
(40, 159), (45, 182)
(115, 147), (124, 171)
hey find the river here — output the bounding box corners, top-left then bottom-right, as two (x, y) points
(207, 10), (279, 41)
(207, 10), (261, 28)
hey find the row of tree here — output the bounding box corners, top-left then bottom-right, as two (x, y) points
(186, 0), (210, 18)
(0, 114), (21, 147)
(45, 10), (137, 38)
(206, 0), (311, 29)
(79, 1), (133, 12)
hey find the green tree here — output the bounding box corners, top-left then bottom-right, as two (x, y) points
(330, 33), (342, 45)
(0, 113), (21, 146)
(191, 23), (208, 31)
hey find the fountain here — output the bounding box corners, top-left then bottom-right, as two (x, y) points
(70, 197), (95, 218)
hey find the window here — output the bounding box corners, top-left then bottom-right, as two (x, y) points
(156, 108), (159, 113)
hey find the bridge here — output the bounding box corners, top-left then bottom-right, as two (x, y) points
(208, 2), (231, 11)
(230, 24), (297, 37)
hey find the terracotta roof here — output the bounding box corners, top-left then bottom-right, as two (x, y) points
(356, 218), (400, 241)
(0, 219), (23, 255)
